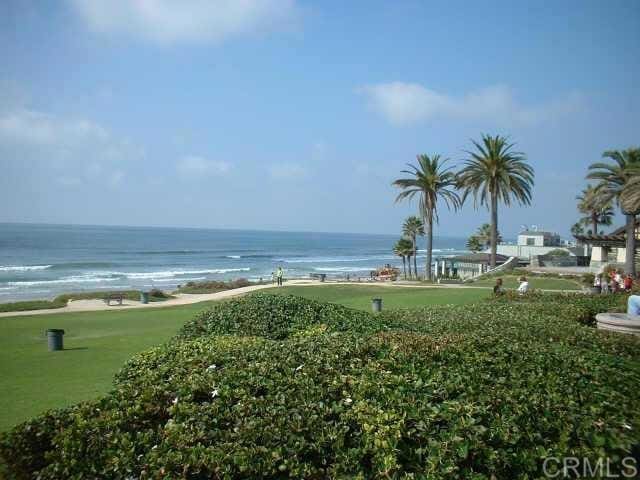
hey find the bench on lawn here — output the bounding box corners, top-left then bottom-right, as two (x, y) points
(104, 293), (125, 306)
(309, 273), (327, 282)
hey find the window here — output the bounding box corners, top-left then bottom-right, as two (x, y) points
(526, 237), (535, 246)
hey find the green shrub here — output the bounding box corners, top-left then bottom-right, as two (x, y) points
(176, 293), (381, 340)
(546, 248), (571, 257)
(55, 289), (172, 303)
(0, 298), (67, 313)
(2, 294), (639, 478)
(176, 278), (255, 294)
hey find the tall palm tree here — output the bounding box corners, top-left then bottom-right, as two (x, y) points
(402, 216), (424, 280)
(393, 154), (461, 280)
(576, 185), (614, 235)
(457, 134), (535, 268)
(393, 238), (413, 279)
(588, 148), (640, 276)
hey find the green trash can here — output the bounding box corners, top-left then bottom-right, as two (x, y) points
(140, 291), (150, 304)
(47, 329), (65, 351)
(372, 298), (382, 313)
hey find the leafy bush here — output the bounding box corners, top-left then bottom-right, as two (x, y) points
(55, 289), (172, 304)
(546, 248), (571, 257)
(2, 294), (640, 479)
(175, 278), (255, 294)
(0, 298), (67, 313)
(176, 293), (381, 340)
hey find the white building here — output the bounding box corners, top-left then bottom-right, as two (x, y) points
(497, 229), (578, 261)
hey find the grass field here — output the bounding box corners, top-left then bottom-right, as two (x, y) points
(469, 275), (582, 290)
(266, 284), (489, 309)
(0, 285), (490, 431)
(0, 301), (218, 431)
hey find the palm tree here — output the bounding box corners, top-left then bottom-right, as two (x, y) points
(402, 216), (424, 279)
(457, 134), (534, 268)
(393, 154), (461, 280)
(393, 238), (413, 279)
(466, 235), (483, 253)
(476, 223), (502, 249)
(576, 185), (614, 236)
(570, 222), (584, 237)
(588, 148), (640, 276)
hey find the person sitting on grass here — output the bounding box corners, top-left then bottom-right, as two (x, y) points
(493, 278), (504, 296)
(517, 276), (529, 295)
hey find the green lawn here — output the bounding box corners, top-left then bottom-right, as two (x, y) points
(264, 284), (489, 310)
(469, 275), (582, 291)
(0, 285), (487, 431)
(0, 301), (217, 431)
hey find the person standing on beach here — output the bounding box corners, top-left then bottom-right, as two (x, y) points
(276, 266), (284, 287)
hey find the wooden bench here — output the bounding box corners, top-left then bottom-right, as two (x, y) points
(309, 273), (327, 282)
(104, 293), (125, 306)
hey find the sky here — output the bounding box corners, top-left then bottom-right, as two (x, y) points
(0, 0), (638, 238)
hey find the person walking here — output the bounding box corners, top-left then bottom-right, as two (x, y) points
(276, 266), (284, 287)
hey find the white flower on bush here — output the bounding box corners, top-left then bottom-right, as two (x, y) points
(295, 364), (304, 372)
(344, 397), (353, 405)
(206, 364), (217, 371)
(172, 397), (179, 405)
(211, 388), (219, 398)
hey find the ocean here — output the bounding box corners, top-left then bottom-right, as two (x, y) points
(0, 223), (468, 302)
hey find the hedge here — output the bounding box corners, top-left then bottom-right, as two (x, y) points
(1, 293), (639, 479)
(176, 293), (383, 340)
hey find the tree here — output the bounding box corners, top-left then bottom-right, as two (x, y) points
(576, 185), (613, 235)
(570, 222), (584, 237)
(402, 216), (424, 279)
(475, 223), (502, 249)
(458, 135), (534, 268)
(588, 148), (640, 276)
(393, 238), (413, 279)
(466, 235), (483, 253)
(393, 154), (461, 280)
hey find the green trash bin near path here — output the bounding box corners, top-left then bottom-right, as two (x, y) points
(140, 291), (150, 304)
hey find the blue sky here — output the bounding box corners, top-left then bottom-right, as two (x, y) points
(0, 0), (638, 238)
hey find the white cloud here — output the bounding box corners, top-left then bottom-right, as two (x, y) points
(0, 107), (144, 167)
(177, 155), (231, 177)
(69, 0), (299, 45)
(357, 82), (584, 127)
(268, 162), (306, 179)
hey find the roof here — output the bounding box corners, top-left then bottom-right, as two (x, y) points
(574, 219), (640, 245)
(518, 231), (558, 237)
(450, 253), (509, 264)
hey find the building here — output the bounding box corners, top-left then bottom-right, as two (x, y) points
(575, 221), (640, 268)
(497, 228), (578, 261)
(444, 253), (510, 280)
(517, 230), (561, 247)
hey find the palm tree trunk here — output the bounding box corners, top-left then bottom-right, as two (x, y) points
(406, 254), (412, 278)
(490, 192), (498, 268)
(402, 256), (406, 279)
(412, 235), (418, 280)
(592, 213), (598, 236)
(425, 214), (433, 281)
(624, 213), (636, 276)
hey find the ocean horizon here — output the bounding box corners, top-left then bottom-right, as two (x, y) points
(0, 223), (470, 302)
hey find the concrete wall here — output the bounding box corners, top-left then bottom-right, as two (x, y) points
(496, 245), (578, 260)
